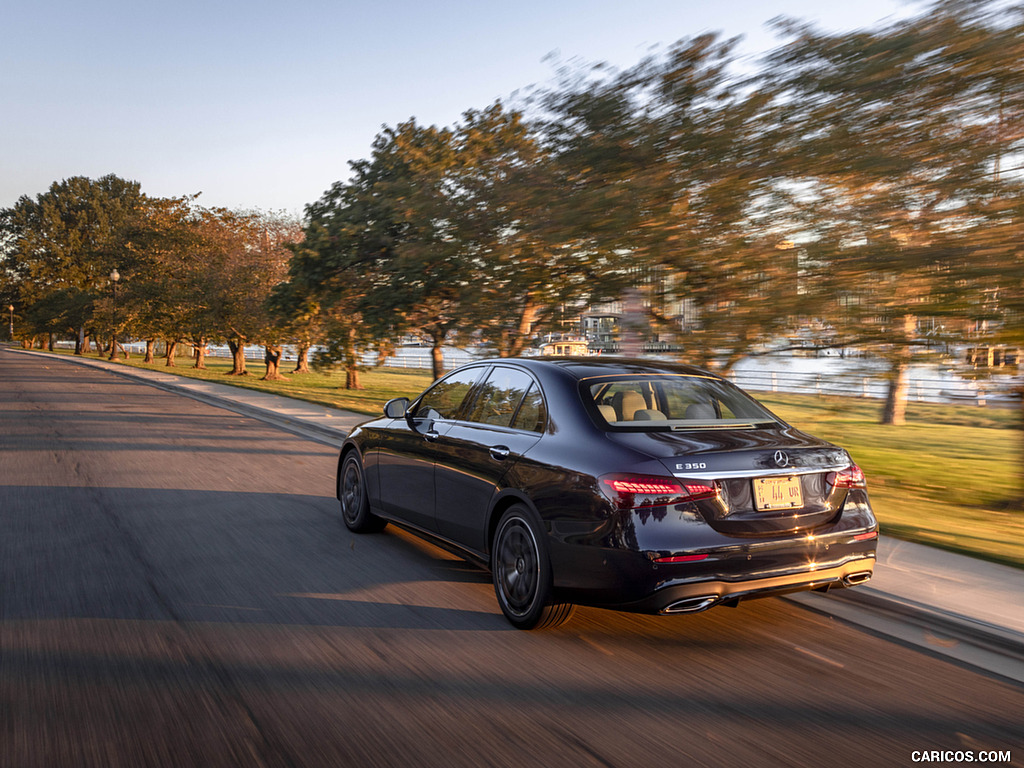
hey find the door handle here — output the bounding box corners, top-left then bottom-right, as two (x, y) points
(489, 445), (511, 461)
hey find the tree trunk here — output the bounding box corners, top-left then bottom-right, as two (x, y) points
(262, 345), (285, 381)
(881, 361), (910, 425)
(144, 340), (156, 364)
(75, 327), (85, 355)
(193, 339), (207, 369)
(505, 300), (541, 357)
(375, 341), (395, 367)
(881, 315), (916, 426)
(108, 333), (118, 361)
(343, 327), (363, 388)
(293, 343), (311, 374)
(47, 333), (55, 351)
(165, 339), (178, 367)
(227, 339), (248, 375)
(431, 335), (445, 381)
(345, 365), (361, 389)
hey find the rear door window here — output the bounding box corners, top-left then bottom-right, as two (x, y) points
(466, 367), (535, 428)
(511, 383), (547, 433)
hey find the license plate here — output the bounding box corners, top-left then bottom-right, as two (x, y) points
(753, 476), (803, 511)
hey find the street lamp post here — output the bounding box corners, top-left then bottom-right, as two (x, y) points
(7, 304), (13, 341)
(108, 269), (120, 361)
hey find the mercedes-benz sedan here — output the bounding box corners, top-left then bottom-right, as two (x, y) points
(337, 358), (878, 629)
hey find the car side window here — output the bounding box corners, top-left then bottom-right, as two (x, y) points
(415, 367), (485, 421)
(466, 367), (535, 428)
(511, 383), (547, 433)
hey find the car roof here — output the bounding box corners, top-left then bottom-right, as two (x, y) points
(470, 356), (721, 381)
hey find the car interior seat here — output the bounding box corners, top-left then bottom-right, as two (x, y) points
(611, 390), (648, 420)
(685, 402), (717, 419)
(633, 409), (666, 420)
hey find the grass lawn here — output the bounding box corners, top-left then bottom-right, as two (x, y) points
(75, 350), (435, 415)
(45, 347), (1024, 569)
(758, 393), (1024, 569)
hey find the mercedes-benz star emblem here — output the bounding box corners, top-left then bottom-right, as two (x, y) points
(774, 450), (790, 468)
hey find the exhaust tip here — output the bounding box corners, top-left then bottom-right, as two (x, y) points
(662, 596), (718, 614)
(843, 571), (872, 586)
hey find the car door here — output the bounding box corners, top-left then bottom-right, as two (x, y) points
(375, 365), (487, 532)
(432, 366), (546, 553)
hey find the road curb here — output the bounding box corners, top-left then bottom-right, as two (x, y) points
(835, 587), (1024, 657)
(787, 588), (1024, 685)
(788, 586), (1024, 673)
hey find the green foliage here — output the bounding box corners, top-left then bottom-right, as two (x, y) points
(0, 180), (302, 370)
(286, 103), (637, 378)
(1, 175), (144, 340)
(754, 1), (1024, 424)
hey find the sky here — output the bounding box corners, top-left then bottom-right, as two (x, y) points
(2, 0), (926, 218)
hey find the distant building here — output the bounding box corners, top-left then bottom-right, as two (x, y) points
(540, 336), (592, 356)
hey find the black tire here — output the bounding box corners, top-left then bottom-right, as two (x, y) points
(339, 452), (387, 533)
(491, 505), (575, 630)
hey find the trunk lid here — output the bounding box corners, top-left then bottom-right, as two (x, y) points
(609, 425), (853, 536)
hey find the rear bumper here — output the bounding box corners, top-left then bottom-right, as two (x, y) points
(608, 555), (875, 614)
(549, 526), (879, 612)
(547, 488), (878, 612)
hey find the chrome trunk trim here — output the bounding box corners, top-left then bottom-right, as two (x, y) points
(673, 464), (847, 480)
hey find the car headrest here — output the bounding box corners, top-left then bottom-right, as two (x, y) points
(685, 403), (716, 419)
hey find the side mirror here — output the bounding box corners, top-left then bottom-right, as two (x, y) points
(383, 397), (410, 419)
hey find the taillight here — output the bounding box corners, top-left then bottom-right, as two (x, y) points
(828, 464), (866, 489)
(599, 474), (717, 509)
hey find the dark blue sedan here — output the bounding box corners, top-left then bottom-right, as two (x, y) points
(337, 358), (878, 629)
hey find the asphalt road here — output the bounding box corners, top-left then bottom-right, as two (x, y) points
(2, 349), (1022, 768)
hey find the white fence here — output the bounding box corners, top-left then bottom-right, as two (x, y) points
(727, 368), (1018, 406)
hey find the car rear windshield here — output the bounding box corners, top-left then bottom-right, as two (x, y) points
(584, 374), (781, 431)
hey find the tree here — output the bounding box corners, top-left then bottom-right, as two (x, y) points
(90, 195), (210, 365)
(935, 1), (1024, 493)
(358, 120), (483, 378)
(0, 175), (145, 352)
(266, 275), (325, 375)
(291, 120), (481, 381)
(764, 0), (1023, 424)
(450, 101), (640, 356)
(526, 36), (804, 369)
(634, 35), (804, 370)
(199, 209), (298, 378)
(282, 183), (387, 388)
(109, 203), (300, 375)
